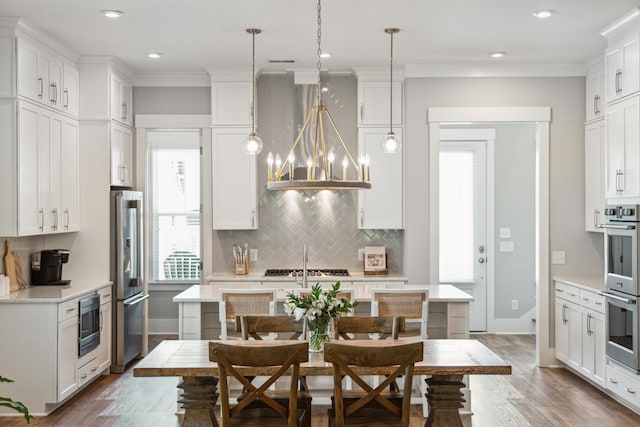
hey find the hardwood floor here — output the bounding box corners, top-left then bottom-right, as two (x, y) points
(2, 334), (640, 426)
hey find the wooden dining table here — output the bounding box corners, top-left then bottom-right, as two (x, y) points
(134, 339), (511, 427)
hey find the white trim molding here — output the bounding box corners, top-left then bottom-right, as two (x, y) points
(406, 63), (586, 78)
(427, 107), (552, 368)
(134, 72), (211, 87)
(135, 114), (211, 129)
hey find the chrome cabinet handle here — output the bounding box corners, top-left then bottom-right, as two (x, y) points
(609, 378), (618, 384)
(54, 82), (57, 104)
(37, 77), (43, 98)
(51, 208), (58, 231)
(360, 103), (364, 122)
(91, 367), (98, 372)
(618, 69), (623, 94)
(561, 303), (567, 324)
(594, 210), (599, 229)
(556, 289), (564, 293)
(251, 208), (255, 228)
(64, 208), (69, 230)
(81, 373), (88, 379)
(122, 102), (127, 121)
(66, 307), (75, 313)
(63, 89), (69, 109)
(595, 95), (600, 115)
(39, 209), (44, 231)
(626, 387), (636, 394)
(360, 208), (364, 227)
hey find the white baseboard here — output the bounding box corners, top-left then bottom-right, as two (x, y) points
(490, 307), (536, 333)
(149, 318), (179, 334)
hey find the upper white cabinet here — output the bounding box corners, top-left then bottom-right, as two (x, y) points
(605, 95), (640, 198)
(110, 122), (133, 187)
(585, 120), (605, 232)
(110, 72), (133, 126)
(357, 81), (403, 126)
(211, 81), (253, 126)
(211, 128), (257, 230)
(17, 38), (78, 117)
(357, 127), (404, 229)
(585, 58), (605, 122)
(604, 32), (640, 104)
(61, 117), (80, 231)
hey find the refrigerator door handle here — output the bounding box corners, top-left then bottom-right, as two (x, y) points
(123, 294), (149, 306)
(135, 199), (144, 287)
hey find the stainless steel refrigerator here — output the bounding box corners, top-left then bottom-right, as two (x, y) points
(110, 190), (148, 373)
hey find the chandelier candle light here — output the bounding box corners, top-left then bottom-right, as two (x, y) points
(265, 0), (371, 191)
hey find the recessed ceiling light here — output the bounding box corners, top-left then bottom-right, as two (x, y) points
(320, 52), (331, 58)
(490, 52), (506, 58)
(532, 9), (555, 18)
(147, 52), (163, 59)
(101, 10), (124, 18)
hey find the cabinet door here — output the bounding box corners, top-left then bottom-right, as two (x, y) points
(567, 301), (581, 370)
(97, 302), (112, 371)
(110, 123), (133, 187)
(49, 113), (63, 232)
(605, 34), (640, 104)
(580, 309), (595, 378)
(62, 64), (79, 117)
(592, 310), (606, 387)
(18, 101), (41, 235)
(605, 96), (640, 198)
(555, 300), (569, 363)
(585, 121), (604, 232)
(57, 316), (78, 401)
(110, 73), (122, 122)
(121, 126), (133, 187)
(121, 83), (133, 126)
(212, 128), (257, 229)
(38, 107), (53, 232)
(48, 58), (63, 110)
(586, 61), (604, 122)
(357, 81), (403, 126)
(61, 117), (80, 231)
(17, 39), (41, 101)
(357, 127), (404, 229)
(211, 82), (252, 125)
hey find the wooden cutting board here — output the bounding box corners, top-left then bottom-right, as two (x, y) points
(4, 240), (26, 292)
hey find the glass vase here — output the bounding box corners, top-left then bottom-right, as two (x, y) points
(308, 318), (332, 353)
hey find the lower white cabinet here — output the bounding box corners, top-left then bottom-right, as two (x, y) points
(554, 280), (606, 387)
(97, 287), (113, 371)
(606, 359), (640, 408)
(57, 314), (79, 401)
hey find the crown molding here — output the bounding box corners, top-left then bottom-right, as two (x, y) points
(78, 55), (135, 79)
(405, 63), (586, 78)
(133, 72), (211, 87)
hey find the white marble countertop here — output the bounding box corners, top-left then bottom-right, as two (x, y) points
(173, 283), (474, 303)
(0, 281), (112, 303)
(553, 276), (605, 293)
(206, 272), (409, 282)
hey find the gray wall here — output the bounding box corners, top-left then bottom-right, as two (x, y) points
(404, 77), (604, 337)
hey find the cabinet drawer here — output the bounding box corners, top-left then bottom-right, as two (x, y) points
(554, 282), (580, 304)
(579, 289), (605, 314)
(78, 358), (100, 388)
(99, 286), (113, 305)
(606, 361), (640, 407)
(58, 298), (79, 322)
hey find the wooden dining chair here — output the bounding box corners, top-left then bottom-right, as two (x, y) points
(324, 341), (423, 427)
(218, 288), (277, 340)
(370, 288), (429, 417)
(333, 316), (405, 340)
(210, 341), (310, 427)
(238, 315), (311, 427)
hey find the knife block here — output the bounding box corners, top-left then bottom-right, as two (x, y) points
(234, 260), (248, 275)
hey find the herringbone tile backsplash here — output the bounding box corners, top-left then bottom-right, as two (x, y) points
(213, 189), (403, 274)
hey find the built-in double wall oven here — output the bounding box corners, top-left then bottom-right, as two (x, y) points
(602, 205), (640, 372)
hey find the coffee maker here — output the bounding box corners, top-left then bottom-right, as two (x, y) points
(31, 250), (71, 285)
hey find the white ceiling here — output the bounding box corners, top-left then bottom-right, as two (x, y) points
(1, 0), (639, 74)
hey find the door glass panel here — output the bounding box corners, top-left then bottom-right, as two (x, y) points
(608, 234), (633, 277)
(608, 301), (634, 352)
(439, 151), (474, 282)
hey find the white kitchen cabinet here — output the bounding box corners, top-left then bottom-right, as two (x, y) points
(211, 81), (253, 126)
(604, 32), (640, 104)
(110, 71), (133, 126)
(555, 280), (606, 388)
(586, 58), (605, 122)
(211, 128), (257, 230)
(606, 358), (640, 408)
(110, 121), (134, 187)
(584, 120), (605, 232)
(62, 64), (79, 117)
(57, 315), (79, 401)
(357, 81), (403, 126)
(17, 100), (41, 235)
(61, 117), (80, 231)
(357, 127), (404, 229)
(605, 95), (640, 198)
(97, 287), (113, 372)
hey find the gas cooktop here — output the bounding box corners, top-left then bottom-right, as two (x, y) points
(264, 268), (350, 278)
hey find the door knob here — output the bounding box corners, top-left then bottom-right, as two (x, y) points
(479, 245), (485, 253)
(478, 258), (485, 263)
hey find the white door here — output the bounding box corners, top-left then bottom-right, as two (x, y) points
(439, 139), (488, 332)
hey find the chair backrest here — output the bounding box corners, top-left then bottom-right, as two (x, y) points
(333, 316), (405, 340)
(210, 341), (309, 427)
(370, 288), (429, 339)
(239, 315), (304, 340)
(293, 287), (354, 302)
(324, 341), (423, 427)
(219, 288), (277, 339)
(163, 251), (200, 280)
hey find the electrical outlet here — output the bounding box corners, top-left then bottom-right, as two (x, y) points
(511, 299), (519, 310)
(357, 248), (364, 261)
(552, 250), (565, 265)
(250, 249), (258, 261)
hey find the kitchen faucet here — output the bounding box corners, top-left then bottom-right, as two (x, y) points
(302, 242), (308, 288)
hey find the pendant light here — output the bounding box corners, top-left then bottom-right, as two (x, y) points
(242, 28), (263, 155)
(381, 28), (401, 154)
(265, 0), (370, 191)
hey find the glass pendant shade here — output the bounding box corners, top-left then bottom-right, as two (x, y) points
(242, 132), (263, 155)
(381, 131), (400, 153)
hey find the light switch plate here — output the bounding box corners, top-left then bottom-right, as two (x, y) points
(552, 250), (565, 265)
(500, 241), (514, 252)
(500, 227), (511, 238)
(250, 249), (258, 261)
(358, 249), (364, 261)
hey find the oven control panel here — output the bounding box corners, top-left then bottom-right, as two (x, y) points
(604, 205), (640, 221)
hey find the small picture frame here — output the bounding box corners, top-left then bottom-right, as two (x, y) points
(364, 246), (387, 275)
